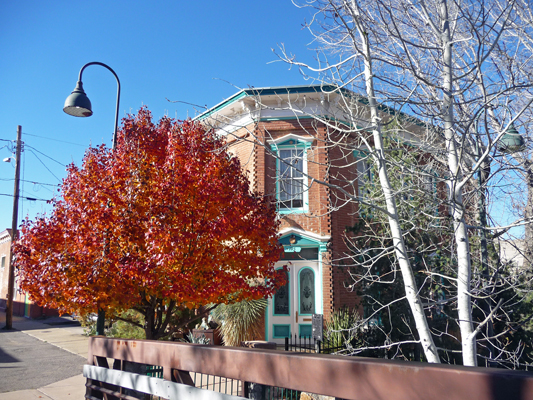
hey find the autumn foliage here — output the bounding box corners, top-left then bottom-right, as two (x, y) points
(14, 108), (285, 339)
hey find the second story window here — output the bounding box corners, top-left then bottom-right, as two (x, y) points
(269, 135), (313, 214)
(279, 148), (305, 209)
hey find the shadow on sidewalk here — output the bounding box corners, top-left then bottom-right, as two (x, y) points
(0, 310), (80, 332)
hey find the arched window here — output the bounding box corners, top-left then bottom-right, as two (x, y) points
(299, 268), (315, 315)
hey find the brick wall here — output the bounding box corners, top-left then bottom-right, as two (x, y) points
(327, 129), (359, 314)
(228, 119), (360, 321)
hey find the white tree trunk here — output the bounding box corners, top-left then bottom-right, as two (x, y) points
(438, 0), (477, 366)
(358, 24), (441, 364)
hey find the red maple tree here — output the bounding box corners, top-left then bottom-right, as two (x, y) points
(14, 108), (285, 339)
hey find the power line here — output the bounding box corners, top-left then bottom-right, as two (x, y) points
(0, 193), (50, 202)
(22, 132), (87, 147)
(24, 184), (56, 195)
(0, 178), (59, 187)
(0, 139), (14, 152)
(25, 145), (66, 166)
(27, 149), (62, 182)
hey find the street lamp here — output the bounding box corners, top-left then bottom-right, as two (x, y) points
(64, 61), (121, 150)
(497, 123), (526, 153)
(64, 62), (121, 336)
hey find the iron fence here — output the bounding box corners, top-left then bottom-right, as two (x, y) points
(284, 335), (345, 354)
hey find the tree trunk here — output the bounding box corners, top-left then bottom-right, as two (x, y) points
(144, 306), (155, 341)
(357, 20), (440, 363)
(438, 0), (477, 366)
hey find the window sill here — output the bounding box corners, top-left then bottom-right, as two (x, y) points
(278, 208), (308, 215)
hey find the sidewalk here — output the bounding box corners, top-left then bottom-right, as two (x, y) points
(0, 312), (89, 400)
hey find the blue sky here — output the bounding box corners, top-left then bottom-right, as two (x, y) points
(0, 1), (317, 231)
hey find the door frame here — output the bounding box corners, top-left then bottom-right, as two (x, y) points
(266, 228), (329, 343)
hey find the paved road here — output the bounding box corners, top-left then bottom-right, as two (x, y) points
(0, 328), (85, 393)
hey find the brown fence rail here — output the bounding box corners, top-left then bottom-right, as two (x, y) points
(86, 336), (533, 400)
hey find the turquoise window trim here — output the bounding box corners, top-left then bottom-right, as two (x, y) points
(273, 324), (291, 339)
(298, 267), (316, 316)
(353, 149), (369, 158)
(272, 140), (312, 214)
(273, 267), (290, 316)
(299, 324), (313, 338)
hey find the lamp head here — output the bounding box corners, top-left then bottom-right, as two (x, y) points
(63, 81), (93, 117)
(498, 123), (525, 153)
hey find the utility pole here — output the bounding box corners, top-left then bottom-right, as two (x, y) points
(5, 125), (22, 330)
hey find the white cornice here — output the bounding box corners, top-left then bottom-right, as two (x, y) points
(279, 227), (331, 242)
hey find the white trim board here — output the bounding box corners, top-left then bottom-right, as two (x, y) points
(84, 365), (247, 400)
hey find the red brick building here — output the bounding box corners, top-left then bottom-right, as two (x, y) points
(198, 85), (365, 342)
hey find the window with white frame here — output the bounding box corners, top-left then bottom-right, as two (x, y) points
(270, 136), (312, 213)
(1, 255), (5, 269)
(279, 148), (305, 209)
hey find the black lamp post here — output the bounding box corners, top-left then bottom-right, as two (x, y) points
(64, 62), (121, 336)
(64, 62), (121, 150)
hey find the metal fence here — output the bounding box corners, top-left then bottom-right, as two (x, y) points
(284, 334), (345, 354)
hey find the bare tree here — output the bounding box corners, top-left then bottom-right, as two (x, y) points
(265, 0), (533, 367)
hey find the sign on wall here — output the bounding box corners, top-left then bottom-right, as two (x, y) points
(312, 314), (323, 342)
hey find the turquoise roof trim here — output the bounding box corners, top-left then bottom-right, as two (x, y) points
(195, 84), (349, 121)
(196, 84), (442, 139)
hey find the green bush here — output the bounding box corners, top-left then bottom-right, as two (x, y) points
(78, 310), (146, 339)
(107, 310), (146, 339)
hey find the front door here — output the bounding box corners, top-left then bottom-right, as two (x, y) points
(269, 260), (319, 344)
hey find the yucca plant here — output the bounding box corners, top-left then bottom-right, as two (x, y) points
(181, 332), (211, 345)
(324, 306), (362, 351)
(210, 299), (267, 347)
